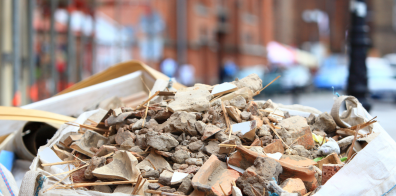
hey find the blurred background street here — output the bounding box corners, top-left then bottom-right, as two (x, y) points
(0, 0), (396, 135)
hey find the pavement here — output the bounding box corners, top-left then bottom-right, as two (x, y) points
(259, 91), (396, 141)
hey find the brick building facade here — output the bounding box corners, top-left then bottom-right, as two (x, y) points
(99, 0), (274, 85)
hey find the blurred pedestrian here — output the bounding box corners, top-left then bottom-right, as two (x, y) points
(160, 57), (178, 77)
(178, 64), (195, 86)
(220, 59), (238, 82)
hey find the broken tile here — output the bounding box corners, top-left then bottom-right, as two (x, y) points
(264, 139), (285, 154)
(280, 178), (307, 196)
(322, 164), (343, 185)
(137, 152), (173, 172)
(93, 150), (140, 181)
(201, 124), (221, 141)
(316, 153), (343, 170)
(192, 155), (240, 195)
(171, 172), (189, 185)
(280, 155), (317, 167)
(211, 82), (238, 96)
(232, 120), (259, 141)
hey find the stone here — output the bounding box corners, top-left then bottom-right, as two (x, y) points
(226, 106), (242, 123)
(201, 124), (221, 140)
(262, 99), (276, 109)
(145, 119), (159, 129)
(264, 139), (284, 154)
(135, 134), (147, 149)
(203, 141), (220, 155)
(292, 145), (312, 158)
(148, 183), (160, 190)
(130, 146), (143, 153)
(307, 113), (316, 125)
(132, 119), (144, 130)
(159, 186), (176, 193)
(70, 130), (108, 157)
(159, 170), (174, 186)
(251, 157), (283, 181)
(171, 112), (198, 135)
(168, 89), (213, 112)
(179, 165), (200, 174)
(185, 158), (203, 166)
(172, 149), (191, 164)
(137, 152), (173, 172)
(257, 125), (271, 137)
(278, 116), (308, 131)
(215, 131), (228, 143)
(192, 155), (240, 195)
(229, 95), (247, 109)
(173, 163), (189, 170)
(188, 140), (204, 152)
(93, 151), (140, 181)
(113, 185), (133, 194)
(280, 178), (307, 196)
(322, 164), (343, 185)
(153, 110), (173, 121)
(228, 146), (318, 191)
(268, 116), (279, 123)
(245, 101), (259, 116)
(84, 156), (106, 179)
(236, 170), (267, 196)
(231, 73), (262, 92)
(337, 135), (355, 148)
(312, 112), (337, 134)
(142, 170), (160, 178)
(195, 121), (206, 135)
(94, 145), (118, 157)
(177, 176), (193, 195)
(241, 111), (251, 120)
(146, 131), (179, 151)
(120, 139), (135, 150)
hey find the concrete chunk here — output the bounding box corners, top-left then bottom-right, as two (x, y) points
(168, 89), (213, 112)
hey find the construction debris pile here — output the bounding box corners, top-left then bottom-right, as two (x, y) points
(42, 74), (373, 196)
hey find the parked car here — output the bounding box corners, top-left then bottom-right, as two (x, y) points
(314, 56), (396, 100)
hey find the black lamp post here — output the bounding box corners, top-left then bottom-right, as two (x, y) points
(347, 0), (371, 112)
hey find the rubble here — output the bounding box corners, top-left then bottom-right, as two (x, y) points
(311, 112), (337, 134)
(280, 178), (307, 195)
(92, 150), (140, 181)
(322, 164), (343, 185)
(146, 131), (179, 151)
(39, 73), (362, 195)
